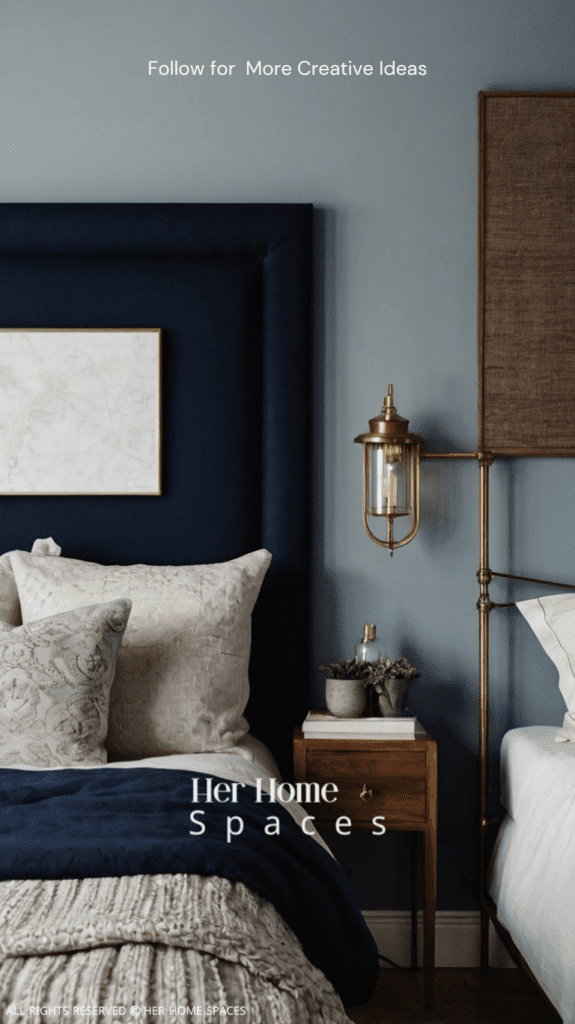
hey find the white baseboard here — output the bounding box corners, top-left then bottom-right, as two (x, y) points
(362, 911), (516, 968)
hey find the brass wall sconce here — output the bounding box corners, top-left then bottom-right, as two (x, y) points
(354, 384), (424, 554)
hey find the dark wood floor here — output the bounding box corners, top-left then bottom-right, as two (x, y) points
(346, 969), (561, 1023)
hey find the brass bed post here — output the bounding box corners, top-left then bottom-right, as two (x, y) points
(423, 449), (495, 964)
(477, 452), (494, 971)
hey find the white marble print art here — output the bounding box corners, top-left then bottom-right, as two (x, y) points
(0, 330), (161, 494)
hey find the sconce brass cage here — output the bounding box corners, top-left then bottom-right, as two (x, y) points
(354, 384), (423, 553)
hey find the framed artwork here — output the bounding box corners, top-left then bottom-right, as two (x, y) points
(0, 329), (162, 495)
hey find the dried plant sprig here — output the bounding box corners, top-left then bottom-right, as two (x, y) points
(364, 656), (420, 685)
(319, 659), (370, 680)
(319, 656), (420, 683)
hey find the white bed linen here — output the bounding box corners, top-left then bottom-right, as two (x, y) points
(2, 734), (333, 856)
(489, 726), (575, 1023)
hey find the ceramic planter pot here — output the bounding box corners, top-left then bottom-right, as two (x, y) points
(325, 678), (366, 718)
(377, 675), (409, 717)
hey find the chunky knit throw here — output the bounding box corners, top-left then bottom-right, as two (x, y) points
(0, 874), (353, 1023)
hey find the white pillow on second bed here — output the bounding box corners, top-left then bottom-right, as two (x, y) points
(517, 592), (575, 714)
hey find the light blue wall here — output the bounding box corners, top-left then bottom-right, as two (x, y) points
(2, 0), (574, 911)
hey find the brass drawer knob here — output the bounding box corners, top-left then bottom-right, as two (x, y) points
(359, 784), (373, 802)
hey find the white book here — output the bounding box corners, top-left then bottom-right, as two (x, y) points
(302, 711), (421, 738)
(303, 730), (419, 740)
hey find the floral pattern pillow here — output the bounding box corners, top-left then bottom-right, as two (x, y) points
(0, 599), (131, 767)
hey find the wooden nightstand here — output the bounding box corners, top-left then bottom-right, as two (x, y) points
(293, 726), (437, 1008)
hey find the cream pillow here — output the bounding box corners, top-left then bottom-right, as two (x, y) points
(0, 538), (61, 631)
(517, 593), (575, 711)
(0, 599), (131, 767)
(10, 546), (271, 759)
(0, 553), (22, 630)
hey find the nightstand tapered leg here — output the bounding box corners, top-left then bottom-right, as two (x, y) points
(411, 831), (418, 970)
(424, 822), (437, 1007)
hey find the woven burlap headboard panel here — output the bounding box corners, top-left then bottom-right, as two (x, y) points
(478, 91), (575, 455)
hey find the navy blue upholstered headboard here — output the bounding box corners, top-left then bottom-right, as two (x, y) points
(0, 203), (312, 770)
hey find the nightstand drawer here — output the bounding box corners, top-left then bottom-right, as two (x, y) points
(305, 750), (427, 824)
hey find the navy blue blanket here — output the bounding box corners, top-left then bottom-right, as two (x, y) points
(0, 768), (378, 1006)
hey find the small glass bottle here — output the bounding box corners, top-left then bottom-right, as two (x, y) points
(355, 624), (385, 664)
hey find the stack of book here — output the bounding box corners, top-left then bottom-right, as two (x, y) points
(302, 710), (423, 739)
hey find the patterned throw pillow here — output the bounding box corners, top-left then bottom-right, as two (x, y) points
(8, 547), (272, 759)
(0, 599), (131, 768)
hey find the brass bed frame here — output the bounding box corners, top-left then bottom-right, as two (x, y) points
(424, 451), (570, 1017)
(421, 450), (571, 1012)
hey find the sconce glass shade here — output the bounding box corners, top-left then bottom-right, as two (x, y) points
(354, 385), (424, 552)
(366, 445), (411, 517)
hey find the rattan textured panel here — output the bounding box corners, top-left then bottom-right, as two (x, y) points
(478, 93), (575, 455)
